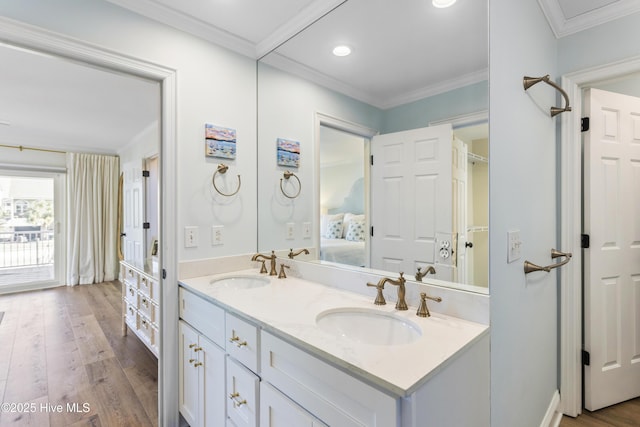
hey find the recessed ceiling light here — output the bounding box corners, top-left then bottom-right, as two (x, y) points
(332, 45), (352, 57)
(432, 0), (456, 8)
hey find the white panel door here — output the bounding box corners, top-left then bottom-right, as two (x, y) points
(122, 160), (144, 265)
(452, 137), (468, 284)
(584, 88), (640, 411)
(260, 382), (327, 427)
(201, 335), (226, 427)
(370, 124), (452, 279)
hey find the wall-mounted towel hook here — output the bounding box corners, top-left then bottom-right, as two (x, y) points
(280, 170), (301, 199)
(523, 75), (572, 117)
(212, 163), (241, 197)
(524, 248), (572, 274)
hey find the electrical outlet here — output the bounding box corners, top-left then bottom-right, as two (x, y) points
(302, 222), (311, 239)
(212, 225), (224, 246)
(184, 226), (198, 248)
(507, 230), (522, 263)
(286, 222), (295, 240)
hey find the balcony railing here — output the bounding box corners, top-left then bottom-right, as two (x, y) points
(0, 230), (54, 268)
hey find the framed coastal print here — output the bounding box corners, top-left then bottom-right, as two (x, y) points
(205, 123), (236, 159)
(276, 138), (300, 168)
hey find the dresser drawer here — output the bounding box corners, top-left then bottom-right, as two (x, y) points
(226, 356), (259, 427)
(179, 287), (226, 347)
(123, 266), (138, 286)
(125, 282), (137, 304)
(138, 274), (159, 300)
(138, 294), (157, 323)
(226, 312), (259, 374)
(138, 313), (158, 346)
(125, 301), (137, 329)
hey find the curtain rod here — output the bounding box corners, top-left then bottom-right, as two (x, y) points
(0, 143), (66, 154)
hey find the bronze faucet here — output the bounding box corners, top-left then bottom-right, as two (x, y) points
(368, 273), (408, 310)
(288, 248), (309, 259)
(415, 266), (436, 282)
(278, 263), (290, 279)
(251, 250), (277, 276)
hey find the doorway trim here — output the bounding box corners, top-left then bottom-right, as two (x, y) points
(559, 54), (640, 417)
(0, 17), (179, 426)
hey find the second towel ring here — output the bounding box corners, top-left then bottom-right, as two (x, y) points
(212, 164), (241, 197)
(280, 171), (301, 199)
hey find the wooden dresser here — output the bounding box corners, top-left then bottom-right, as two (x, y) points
(121, 260), (160, 357)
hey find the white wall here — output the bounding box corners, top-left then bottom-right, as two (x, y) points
(490, 0), (559, 425)
(0, 0), (258, 262)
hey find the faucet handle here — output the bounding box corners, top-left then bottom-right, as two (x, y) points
(278, 263), (290, 279)
(366, 282), (386, 305)
(416, 292), (442, 317)
(258, 259), (267, 274)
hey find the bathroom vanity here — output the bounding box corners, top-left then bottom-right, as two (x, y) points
(178, 268), (489, 427)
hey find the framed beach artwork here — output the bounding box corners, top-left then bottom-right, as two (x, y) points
(276, 138), (300, 168)
(205, 123), (237, 159)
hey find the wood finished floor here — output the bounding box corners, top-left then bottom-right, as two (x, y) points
(0, 282), (158, 427)
(560, 398), (640, 427)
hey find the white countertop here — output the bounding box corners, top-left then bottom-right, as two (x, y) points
(178, 269), (489, 397)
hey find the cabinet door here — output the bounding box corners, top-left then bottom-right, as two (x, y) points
(200, 335), (226, 427)
(179, 321), (200, 426)
(260, 382), (327, 427)
(226, 357), (259, 427)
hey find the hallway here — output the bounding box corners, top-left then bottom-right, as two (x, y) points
(0, 282), (157, 426)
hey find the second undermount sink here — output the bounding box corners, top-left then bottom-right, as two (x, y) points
(316, 307), (422, 346)
(209, 275), (270, 290)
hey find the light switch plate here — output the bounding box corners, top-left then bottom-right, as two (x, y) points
(286, 222), (295, 240)
(184, 226), (198, 248)
(302, 222), (311, 239)
(211, 225), (224, 246)
(507, 230), (521, 263)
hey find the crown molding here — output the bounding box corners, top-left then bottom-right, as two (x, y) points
(256, 0), (347, 59)
(105, 0), (256, 58)
(538, 0), (640, 38)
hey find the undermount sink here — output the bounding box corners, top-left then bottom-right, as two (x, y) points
(209, 275), (270, 290)
(316, 307), (422, 346)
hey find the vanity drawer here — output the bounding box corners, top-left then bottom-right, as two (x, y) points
(179, 287), (226, 347)
(261, 331), (397, 427)
(226, 356), (259, 427)
(138, 294), (157, 323)
(138, 274), (159, 300)
(226, 312), (259, 373)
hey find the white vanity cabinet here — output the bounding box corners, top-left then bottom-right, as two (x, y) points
(179, 320), (226, 427)
(260, 382), (327, 427)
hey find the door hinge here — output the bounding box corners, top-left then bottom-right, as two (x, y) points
(370, 155), (374, 166)
(370, 226), (374, 237)
(162, 269), (167, 279)
(581, 117), (590, 132)
(143, 222), (150, 229)
(142, 170), (150, 178)
(581, 234), (590, 249)
(582, 349), (590, 366)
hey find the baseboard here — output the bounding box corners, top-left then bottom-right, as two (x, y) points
(540, 390), (563, 427)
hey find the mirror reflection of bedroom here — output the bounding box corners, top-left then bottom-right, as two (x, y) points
(319, 125), (369, 268)
(319, 123), (489, 287)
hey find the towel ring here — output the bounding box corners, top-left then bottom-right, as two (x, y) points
(523, 74), (572, 117)
(279, 171), (301, 199)
(212, 164), (241, 197)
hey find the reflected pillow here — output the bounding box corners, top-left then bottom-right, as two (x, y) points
(342, 213), (365, 238)
(321, 213), (344, 237)
(345, 219), (365, 242)
(326, 219), (343, 239)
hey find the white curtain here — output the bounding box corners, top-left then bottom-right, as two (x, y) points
(66, 153), (120, 285)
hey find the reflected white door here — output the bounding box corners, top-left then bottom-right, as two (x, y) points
(584, 88), (640, 410)
(122, 160), (144, 265)
(452, 138), (468, 284)
(370, 124), (452, 279)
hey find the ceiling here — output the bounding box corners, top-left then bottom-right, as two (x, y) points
(0, 0), (637, 155)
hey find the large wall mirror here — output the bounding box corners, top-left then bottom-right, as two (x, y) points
(257, 0), (489, 292)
